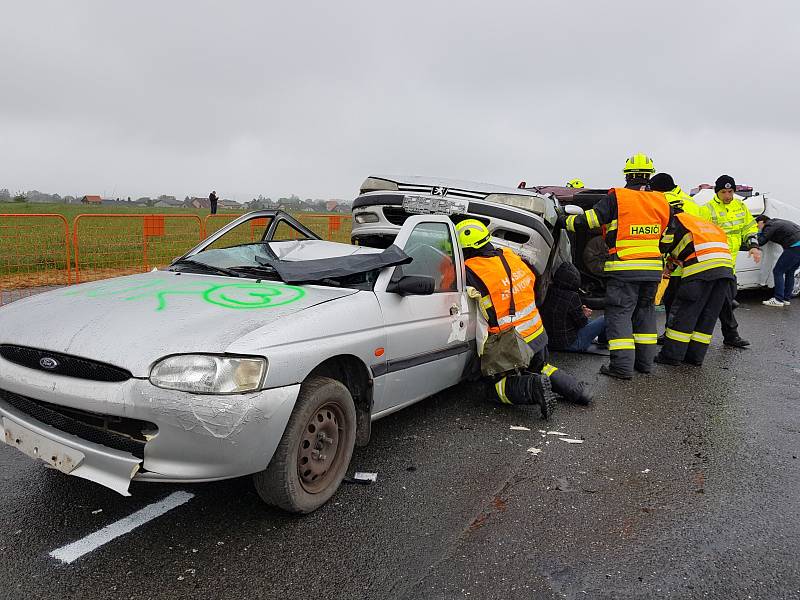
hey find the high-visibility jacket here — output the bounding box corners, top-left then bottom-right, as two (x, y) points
(666, 212), (734, 279)
(663, 186), (709, 277)
(665, 186), (709, 219)
(705, 194), (759, 257)
(603, 188), (670, 275)
(565, 185), (671, 281)
(465, 247), (545, 343)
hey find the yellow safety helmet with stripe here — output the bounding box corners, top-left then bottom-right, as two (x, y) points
(566, 178), (585, 189)
(623, 153), (655, 175)
(456, 219), (491, 249)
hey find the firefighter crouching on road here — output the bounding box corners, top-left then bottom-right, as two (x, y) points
(561, 153), (670, 379)
(705, 175), (761, 347)
(649, 173), (711, 342)
(655, 209), (734, 366)
(457, 219), (592, 417)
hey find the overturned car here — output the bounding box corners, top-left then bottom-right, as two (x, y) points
(351, 175), (572, 300)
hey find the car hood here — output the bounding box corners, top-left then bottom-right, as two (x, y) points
(0, 271), (358, 376)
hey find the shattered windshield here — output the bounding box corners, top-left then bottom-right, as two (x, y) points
(169, 240), (411, 290)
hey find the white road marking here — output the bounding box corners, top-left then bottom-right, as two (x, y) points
(50, 491), (194, 564)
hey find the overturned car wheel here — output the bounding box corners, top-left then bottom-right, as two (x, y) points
(254, 376), (356, 514)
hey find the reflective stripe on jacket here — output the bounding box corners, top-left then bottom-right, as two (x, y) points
(705, 195), (759, 256)
(671, 212), (734, 278)
(465, 247), (544, 343)
(604, 188), (670, 273)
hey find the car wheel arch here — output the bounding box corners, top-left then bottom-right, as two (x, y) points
(307, 355), (373, 447)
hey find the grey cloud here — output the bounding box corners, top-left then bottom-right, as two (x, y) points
(0, 0), (797, 202)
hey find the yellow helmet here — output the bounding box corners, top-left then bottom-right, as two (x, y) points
(456, 219), (490, 249)
(623, 153), (655, 175)
(566, 178), (585, 189)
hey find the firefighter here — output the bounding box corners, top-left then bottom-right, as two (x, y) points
(562, 153), (670, 379)
(566, 179), (585, 189)
(457, 219), (592, 415)
(649, 173), (710, 340)
(655, 209), (734, 366)
(705, 175), (761, 347)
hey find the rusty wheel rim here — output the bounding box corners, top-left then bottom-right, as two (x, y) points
(297, 402), (345, 494)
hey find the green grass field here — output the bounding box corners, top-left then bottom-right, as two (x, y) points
(0, 203), (352, 287)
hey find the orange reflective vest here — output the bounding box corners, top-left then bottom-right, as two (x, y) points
(465, 248), (544, 343)
(673, 212), (733, 277)
(605, 188), (670, 274)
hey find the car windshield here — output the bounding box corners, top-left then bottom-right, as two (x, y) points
(168, 240), (407, 290)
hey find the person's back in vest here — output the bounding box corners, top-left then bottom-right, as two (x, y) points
(562, 153), (669, 379)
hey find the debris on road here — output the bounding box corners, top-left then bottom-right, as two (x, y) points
(546, 430), (568, 436)
(91, 509), (103, 515)
(343, 471), (378, 486)
(559, 438), (584, 444)
(510, 425), (531, 431)
(527, 447), (542, 455)
(641, 468), (651, 474)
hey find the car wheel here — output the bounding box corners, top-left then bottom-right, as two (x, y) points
(253, 376), (356, 514)
(793, 268), (800, 298)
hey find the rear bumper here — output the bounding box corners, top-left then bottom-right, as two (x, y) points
(0, 357), (300, 495)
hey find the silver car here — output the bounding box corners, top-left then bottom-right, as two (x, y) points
(0, 180), (565, 513)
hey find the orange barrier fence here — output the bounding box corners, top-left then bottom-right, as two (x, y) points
(202, 213), (352, 243)
(0, 212), (353, 304)
(0, 214), (71, 306)
(72, 214), (204, 283)
(296, 214), (352, 244)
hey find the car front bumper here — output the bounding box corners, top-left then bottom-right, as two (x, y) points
(0, 358), (300, 495)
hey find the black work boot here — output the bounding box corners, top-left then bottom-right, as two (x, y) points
(599, 364), (632, 380)
(549, 370), (593, 405)
(723, 336), (750, 348)
(654, 353), (680, 366)
(528, 374), (557, 420)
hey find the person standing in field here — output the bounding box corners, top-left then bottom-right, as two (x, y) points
(209, 190), (218, 215)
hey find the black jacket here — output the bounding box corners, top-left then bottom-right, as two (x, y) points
(540, 262), (587, 350)
(757, 218), (800, 250)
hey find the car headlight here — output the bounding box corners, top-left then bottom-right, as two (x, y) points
(150, 355), (267, 394)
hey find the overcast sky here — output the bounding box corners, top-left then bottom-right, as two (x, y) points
(1, 1), (797, 203)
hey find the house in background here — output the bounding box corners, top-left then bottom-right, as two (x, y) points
(81, 195), (102, 205)
(325, 200), (339, 212)
(186, 197), (210, 209)
(218, 199), (242, 210)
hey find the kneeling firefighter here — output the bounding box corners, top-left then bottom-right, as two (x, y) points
(457, 219), (592, 418)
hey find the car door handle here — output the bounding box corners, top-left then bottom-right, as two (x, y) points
(450, 304), (460, 316)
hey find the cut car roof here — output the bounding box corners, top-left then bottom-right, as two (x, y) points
(362, 175), (548, 200)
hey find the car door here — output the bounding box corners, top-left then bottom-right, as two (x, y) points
(372, 215), (474, 415)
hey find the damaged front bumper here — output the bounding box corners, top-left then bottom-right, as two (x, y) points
(0, 358), (300, 495)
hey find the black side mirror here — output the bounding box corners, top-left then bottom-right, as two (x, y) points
(386, 275), (435, 296)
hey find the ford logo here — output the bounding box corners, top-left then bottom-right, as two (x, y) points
(39, 357), (59, 370)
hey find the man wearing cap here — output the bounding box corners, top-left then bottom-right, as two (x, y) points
(705, 175), (761, 347)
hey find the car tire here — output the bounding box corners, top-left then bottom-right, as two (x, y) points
(253, 376), (356, 514)
(793, 268), (800, 298)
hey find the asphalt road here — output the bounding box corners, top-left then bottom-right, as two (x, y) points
(1, 294), (798, 600)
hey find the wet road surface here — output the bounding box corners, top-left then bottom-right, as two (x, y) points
(1, 295), (798, 599)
